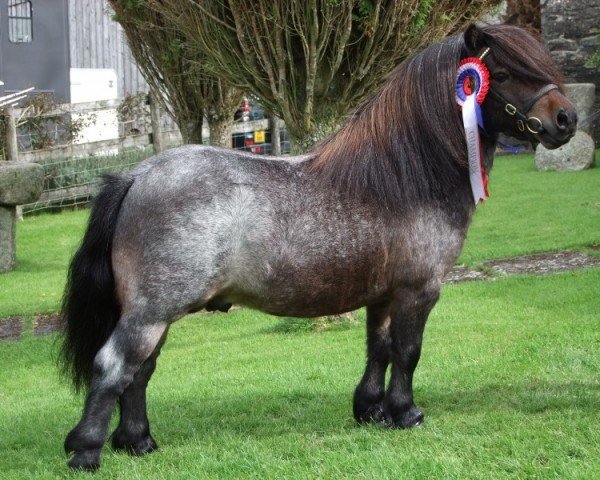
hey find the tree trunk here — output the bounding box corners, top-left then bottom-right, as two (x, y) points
(179, 118), (204, 145)
(208, 117), (232, 148)
(149, 92), (164, 154)
(269, 114), (281, 156)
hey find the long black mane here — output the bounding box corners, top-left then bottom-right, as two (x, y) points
(309, 24), (563, 210)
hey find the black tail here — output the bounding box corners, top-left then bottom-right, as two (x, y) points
(59, 174), (134, 392)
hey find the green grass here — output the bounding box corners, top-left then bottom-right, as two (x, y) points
(0, 152), (599, 477)
(0, 209), (87, 317)
(459, 151), (600, 264)
(0, 152), (598, 318)
(0, 269), (598, 478)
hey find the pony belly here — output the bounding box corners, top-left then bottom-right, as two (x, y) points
(226, 269), (391, 318)
(233, 295), (374, 318)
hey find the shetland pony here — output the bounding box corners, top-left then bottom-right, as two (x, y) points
(60, 24), (576, 470)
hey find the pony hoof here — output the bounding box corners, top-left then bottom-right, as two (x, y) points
(354, 404), (387, 425)
(112, 433), (158, 456)
(67, 449), (101, 471)
(385, 406), (424, 429)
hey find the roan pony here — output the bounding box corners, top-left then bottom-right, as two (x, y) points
(60, 24), (576, 470)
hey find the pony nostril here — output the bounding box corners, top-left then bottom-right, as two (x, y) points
(556, 109), (569, 130)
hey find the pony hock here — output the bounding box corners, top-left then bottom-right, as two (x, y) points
(59, 23), (576, 471)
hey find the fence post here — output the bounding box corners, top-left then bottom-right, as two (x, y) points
(149, 93), (164, 154)
(4, 105), (25, 219)
(5, 105), (19, 161)
(270, 114), (281, 156)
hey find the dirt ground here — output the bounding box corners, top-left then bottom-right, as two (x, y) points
(444, 250), (600, 284)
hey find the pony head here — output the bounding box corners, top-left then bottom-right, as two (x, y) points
(464, 24), (577, 149)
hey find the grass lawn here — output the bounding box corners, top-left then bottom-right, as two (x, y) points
(459, 150), (600, 264)
(0, 151), (598, 478)
(0, 269), (598, 478)
(0, 152), (598, 318)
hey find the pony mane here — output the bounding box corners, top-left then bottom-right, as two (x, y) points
(308, 24), (562, 210)
(482, 24), (564, 87)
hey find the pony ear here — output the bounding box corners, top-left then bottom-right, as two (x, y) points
(504, 14), (519, 26)
(464, 24), (487, 56)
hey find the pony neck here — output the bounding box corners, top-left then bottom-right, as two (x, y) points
(481, 131), (498, 173)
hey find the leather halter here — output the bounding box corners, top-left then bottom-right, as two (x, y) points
(478, 47), (559, 135)
(487, 84), (559, 134)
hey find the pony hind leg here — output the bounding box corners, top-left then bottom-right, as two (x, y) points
(64, 310), (169, 471)
(110, 328), (169, 456)
(353, 303), (392, 424)
(383, 282), (440, 428)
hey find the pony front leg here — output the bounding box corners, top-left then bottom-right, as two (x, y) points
(64, 318), (168, 471)
(353, 303), (392, 423)
(383, 283), (440, 428)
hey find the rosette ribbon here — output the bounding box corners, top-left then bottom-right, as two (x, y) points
(456, 57), (490, 205)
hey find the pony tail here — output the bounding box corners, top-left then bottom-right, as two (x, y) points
(59, 174), (134, 392)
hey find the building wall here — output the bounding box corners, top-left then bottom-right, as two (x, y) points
(68, 0), (148, 98)
(1, 0), (70, 101)
(542, 0), (600, 143)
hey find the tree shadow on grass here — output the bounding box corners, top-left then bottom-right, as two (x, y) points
(420, 379), (600, 415)
(146, 378), (599, 443)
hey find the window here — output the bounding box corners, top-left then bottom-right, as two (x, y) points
(8, 0), (33, 43)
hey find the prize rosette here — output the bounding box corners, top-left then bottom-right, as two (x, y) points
(455, 57), (490, 109)
(455, 56), (490, 205)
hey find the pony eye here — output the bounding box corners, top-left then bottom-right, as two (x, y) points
(493, 72), (510, 83)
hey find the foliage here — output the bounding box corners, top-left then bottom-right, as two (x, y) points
(116, 92), (150, 135)
(108, 0), (242, 146)
(0, 93), (91, 158)
(584, 28), (600, 70)
(148, 0), (500, 148)
(505, 0), (541, 36)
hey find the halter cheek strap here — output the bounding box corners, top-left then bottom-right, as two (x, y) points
(487, 83), (559, 134)
(478, 45), (559, 135)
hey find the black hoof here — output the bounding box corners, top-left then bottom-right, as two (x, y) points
(384, 405), (424, 429)
(112, 431), (158, 456)
(67, 449), (101, 472)
(354, 403), (387, 424)
(65, 426), (103, 470)
(354, 387), (387, 425)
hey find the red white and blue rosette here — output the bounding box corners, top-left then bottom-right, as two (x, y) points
(456, 57), (490, 110)
(456, 57), (490, 205)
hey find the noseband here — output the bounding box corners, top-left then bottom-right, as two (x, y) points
(479, 47), (559, 135)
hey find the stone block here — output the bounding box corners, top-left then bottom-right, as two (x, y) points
(535, 130), (595, 171)
(547, 38), (578, 51)
(564, 83), (596, 134)
(0, 161), (44, 206)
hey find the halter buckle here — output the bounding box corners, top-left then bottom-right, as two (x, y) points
(517, 119), (525, 132)
(526, 117), (544, 134)
(505, 104), (517, 116)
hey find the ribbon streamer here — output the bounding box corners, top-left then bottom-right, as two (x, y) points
(462, 94), (488, 204)
(456, 57), (490, 205)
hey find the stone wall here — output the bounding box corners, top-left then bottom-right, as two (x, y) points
(542, 0), (600, 144)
